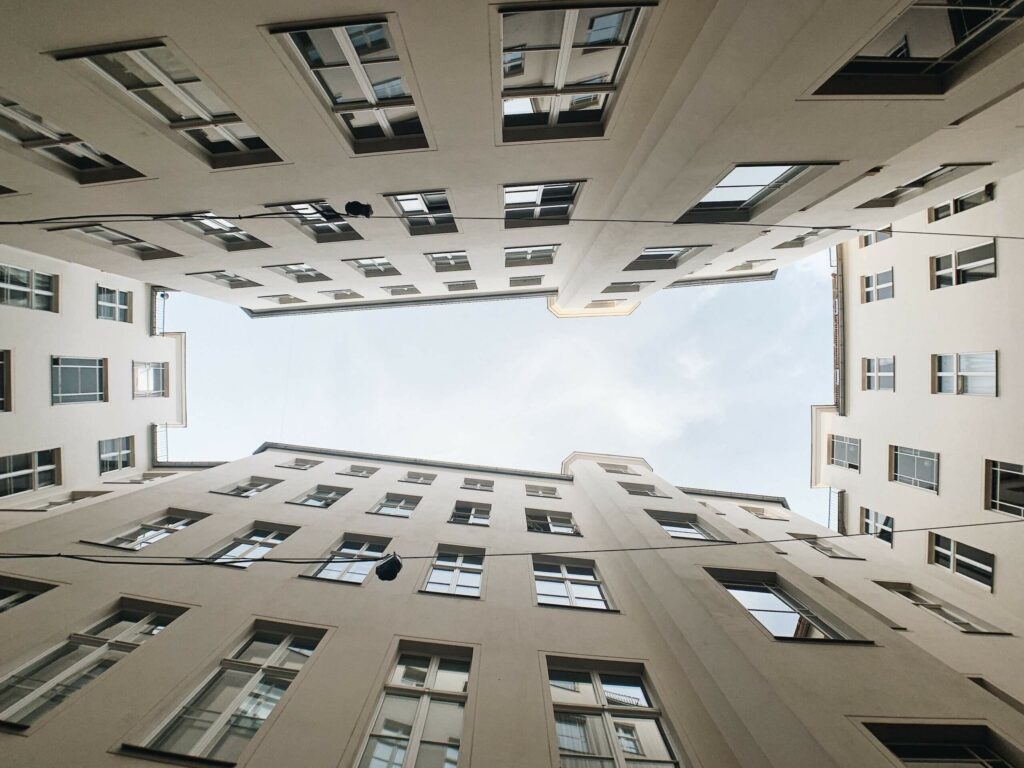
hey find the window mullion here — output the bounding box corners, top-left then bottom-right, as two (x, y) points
(403, 692), (433, 767)
(189, 665), (263, 757)
(0, 642), (108, 721)
(126, 50), (216, 123)
(549, 10), (578, 126)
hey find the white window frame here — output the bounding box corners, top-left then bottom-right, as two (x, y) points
(462, 477), (494, 492)
(51, 356), (107, 404)
(829, 434), (861, 471)
(402, 471), (436, 485)
(861, 508), (894, 546)
(96, 285), (131, 322)
(338, 464), (379, 478)
(504, 244), (557, 267)
(289, 484), (349, 508)
(534, 559), (610, 610)
(931, 241), (996, 289)
(525, 484), (560, 499)
(526, 510), (580, 536)
(266, 201), (357, 243)
(987, 460), (1023, 518)
(450, 502), (491, 526)
(0, 449), (60, 498)
(275, 457), (322, 471)
(619, 482), (667, 497)
(717, 576), (846, 640)
(188, 270), (262, 289)
(209, 526), (293, 568)
(598, 462), (638, 475)
(264, 262), (331, 283)
(863, 357), (895, 391)
(103, 512), (202, 550)
(646, 510), (716, 541)
(0, 349), (9, 412)
(133, 361), (168, 398)
(213, 476), (281, 498)
(880, 582), (999, 633)
(98, 436), (134, 474)
(503, 181), (581, 224)
(385, 190), (455, 233)
(425, 251), (470, 272)
(930, 534), (994, 591)
(424, 549), (485, 597)
(932, 352), (997, 396)
(862, 268), (894, 302)
(0, 263), (57, 312)
(371, 493), (419, 517)
(890, 446), (939, 492)
(312, 537), (388, 584)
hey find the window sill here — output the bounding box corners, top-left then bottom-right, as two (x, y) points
(399, 479), (433, 486)
(537, 603), (620, 614)
(418, 589), (481, 600)
(773, 637), (875, 646)
(525, 529), (582, 537)
(297, 573), (364, 587)
(447, 520), (490, 528)
(0, 719), (30, 734)
(365, 511), (412, 518)
(120, 744), (236, 767)
(460, 486), (493, 492)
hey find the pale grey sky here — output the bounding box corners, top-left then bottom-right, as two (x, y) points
(166, 251), (834, 524)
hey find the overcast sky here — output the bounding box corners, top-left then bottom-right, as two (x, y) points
(166, 251), (834, 524)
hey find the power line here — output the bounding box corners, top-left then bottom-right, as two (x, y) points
(0, 515), (1018, 568)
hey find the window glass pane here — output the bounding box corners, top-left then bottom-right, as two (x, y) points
(0, 642), (94, 715)
(599, 675), (649, 707)
(614, 717), (675, 761)
(420, 699), (464, 744)
(390, 655), (429, 688)
(413, 743), (460, 768)
(725, 584), (788, 612)
(359, 736), (408, 768)
(556, 712), (611, 757)
(150, 669), (252, 756)
(234, 633), (284, 665)
(433, 659), (470, 693)
(372, 694), (419, 738)
(549, 670), (598, 706)
(206, 677), (289, 762)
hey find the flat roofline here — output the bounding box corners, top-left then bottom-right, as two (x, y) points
(668, 270), (777, 288)
(254, 442), (574, 481)
(676, 486), (790, 510)
(242, 288), (557, 318)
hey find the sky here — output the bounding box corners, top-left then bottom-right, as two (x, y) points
(166, 251), (835, 524)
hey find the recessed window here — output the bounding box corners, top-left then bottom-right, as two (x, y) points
(313, 536), (388, 583)
(188, 270), (262, 289)
(260, 294), (306, 305)
(265, 200), (360, 243)
(0, 449), (60, 498)
(930, 534), (994, 590)
(425, 548), (484, 597)
(625, 245), (707, 271)
(51, 356), (107, 404)
(774, 227), (845, 250)
(864, 722), (1021, 767)
(933, 351), (996, 395)
(209, 525), (294, 568)
(212, 476), (283, 498)
(859, 164), (990, 208)
(103, 471), (175, 485)
(505, 244), (557, 267)
(1, 263), (58, 311)
(96, 286), (131, 322)
(987, 460), (1023, 518)
(602, 281), (652, 294)
(0, 92), (143, 183)
(863, 357), (894, 390)
(859, 227), (892, 247)
(861, 508), (894, 546)
(98, 436), (134, 474)
(891, 446), (939, 491)
(386, 190), (457, 235)
(463, 477), (494, 492)
(276, 20), (427, 153)
(714, 572), (848, 640)
(790, 533), (861, 559)
(133, 362), (168, 398)
(371, 493), (420, 517)
(0, 576), (54, 614)
(930, 184), (995, 221)
(426, 251), (470, 272)
(289, 484), (350, 508)
(499, 6), (645, 142)
(828, 434), (860, 470)
(450, 502), (491, 526)
(401, 471), (436, 485)
(383, 284), (420, 297)
(510, 275), (543, 287)
(320, 288), (364, 301)
(347, 257), (400, 278)
(179, 213), (269, 251)
(526, 484), (560, 499)
(0, 349), (10, 412)
(264, 263), (331, 283)
(862, 269), (894, 302)
(599, 462), (637, 475)
(526, 509), (580, 536)
(646, 510), (716, 540)
(619, 481), (666, 497)
(142, 626), (321, 762)
(64, 43), (279, 168)
(102, 510), (205, 550)
(446, 280), (477, 292)
(814, 1), (1024, 95)
(276, 457), (322, 470)
(878, 582), (1002, 633)
(740, 504), (791, 521)
(53, 224), (181, 259)
(678, 164), (823, 223)
(534, 557), (609, 609)
(932, 242), (996, 289)
(504, 182), (581, 227)
(338, 464), (379, 478)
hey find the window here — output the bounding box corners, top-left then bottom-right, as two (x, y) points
(774, 227), (843, 250)
(102, 511), (205, 550)
(264, 263), (331, 283)
(861, 269), (894, 302)
(426, 251), (469, 272)
(188, 270), (262, 289)
(526, 484), (560, 499)
(133, 362), (168, 397)
(312, 536), (388, 584)
(861, 508), (895, 546)
(462, 477), (494, 492)
(932, 242), (996, 289)
(320, 288), (364, 301)
(624, 245), (707, 271)
(7, 490), (109, 512)
(51, 356), (106, 404)
(104, 471), (175, 485)
(347, 257), (400, 277)
(400, 471), (435, 485)
(66, 43), (279, 168)
(878, 582), (1002, 634)
(678, 164), (821, 223)
(930, 184), (995, 221)
(264, 200), (360, 243)
(52, 224), (181, 259)
(213, 476), (283, 498)
(891, 446), (939, 491)
(510, 275), (543, 287)
(619, 482), (667, 497)
(289, 484), (350, 508)
(499, 6), (644, 141)
(599, 462), (638, 475)
(98, 436), (134, 474)
(931, 534), (994, 590)
(739, 504), (791, 522)
(860, 227), (892, 247)
(602, 281), (653, 293)
(446, 280), (477, 292)
(527, 510), (580, 536)
(96, 286), (131, 322)
(1, 263), (58, 311)
(646, 510), (717, 540)
(864, 723), (1021, 767)
(714, 573), (847, 640)
(209, 525), (294, 568)
(790, 533), (861, 559)
(534, 558), (609, 609)
(355, 651), (471, 767)
(504, 182), (581, 226)
(0, 606), (180, 726)
(0, 450), (60, 498)
(386, 190), (456, 235)
(0, 577), (53, 614)
(933, 352), (996, 395)
(829, 434), (861, 470)
(815, 0), (1024, 95)
(179, 213), (269, 251)
(860, 164), (991, 208)
(0, 93), (143, 183)
(987, 460), (1024, 518)
(142, 627), (321, 762)
(450, 502), (491, 526)
(383, 284), (420, 297)
(276, 457), (322, 471)
(338, 464), (379, 478)
(371, 493), (420, 517)
(277, 20), (427, 153)
(262, 294), (305, 305)
(424, 548), (484, 597)
(547, 665), (680, 767)
(505, 244), (557, 267)
(863, 357), (895, 390)
(0, 349), (9, 412)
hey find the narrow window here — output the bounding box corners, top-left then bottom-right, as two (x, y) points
(678, 164), (828, 223)
(320, 289), (363, 301)
(0, 576), (54, 615)
(371, 493), (420, 517)
(987, 460), (1024, 518)
(382, 284), (420, 297)
(602, 281), (653, 294)
(930, 535), (994, 590)
(864, 722), (1019, 767)
(861, 268), (894, 302)
(0, 349), (10, 412)
(178, 213), (269, 251)
(860, 227), (892, 247)
(505, 244), (557, 267)
(526, 510), (580, 536)
(50, 224), (181, 259)
(313, 536), (388, 584)
(619, 481), (667, 497)
(598, 462), (637, 475)
(740, 504), (791, 521)
(347, 257), (400, 277)
(861, 508), (895, 546)
(51, 357), (107, 404)
(446, 280), (477, 292)
(424, 548), (484, 597)
(878, 582), (1002, 633)
(96, 286), (131, 322)
(933, 352), (997, 395)
(133, 362), (168, 397)
(212, 476), (282, 498)
(188, 270), (262, 289)
(98, 436), (134, 474)
(289, 485), (350, 509)
(102, 511), (205, 550)
(385, 190), (456, 235)
(0, 449), (60, 498)
(890, 446), (939, 491)
(275, 457), (321, 471)
(426, 251), (470, 272)
(646, 510), (716, 540)
(790, 533), (861, 559)
(829, 435), (861, 470)
(450, 502), (491, 526)
(931, 242), (996, 289)
(863, 357), (895, 390)
(0, 263), (58, 311)
(8, 490), (108, 511)
(261, 295), (306, 305)
(510, 275), (544, 287)
(264, 200), (360, 243)
(534, 558), (610, 610)
(338, 464), (379, 478)
(715, 574), (847, 640)
(209, 526), (294, 568)
(504, 182), (581, 227)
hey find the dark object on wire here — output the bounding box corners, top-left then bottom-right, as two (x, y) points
(345, 201), (374, 218)
(375, 553), (403, 581)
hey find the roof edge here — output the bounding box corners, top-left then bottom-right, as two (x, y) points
(676, 485), (791, 510)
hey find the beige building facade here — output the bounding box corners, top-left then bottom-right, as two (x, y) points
(0, 443), (1022, 767)
(3, 2), (1024, 317)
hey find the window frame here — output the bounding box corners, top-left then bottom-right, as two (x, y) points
(370, 492), (420, 518)
(828, 434), (861, 471)
(423, 547), (485, 598)
(51, 356), (107, 404)
(890, 446), (939, 492)
(533, 557), (612, 611)
(0, 449), (61, 499)
(98, 436), (134, 475)
(99, 510), (206, 551)
(863, 357), (895, 391)
(264, 200), (361, 243)
(986, 459), (1023, 518)
(526, 509), (581, 536)
(132, 361), (169, 398)
(287, 484), (350, 509)
(309, 536), (388, 585)
(207, 525), (295, 568)
(930, 241), (996, 290)
(861, 508), (895, 547)
(505, 244), (558, 267)
(929, 534), (995, 591)
(0, 349), (10, 412)
(211, 476), (283, 499)
(385, 190), (457, 235)
(877, 581), (1004, 634)
(0, 263), (58, 312)
(861, 268), (894, 303)
(96, 285), (132, 322)
(450, 501), (491, 527)
(932, 352), (997, 396)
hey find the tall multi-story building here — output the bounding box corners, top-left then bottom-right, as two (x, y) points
(811, 163), (1024, 624)
(3, 2), (1024, 317)
(0, 243), (186, 530)
(1, 443), (1022, 767)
